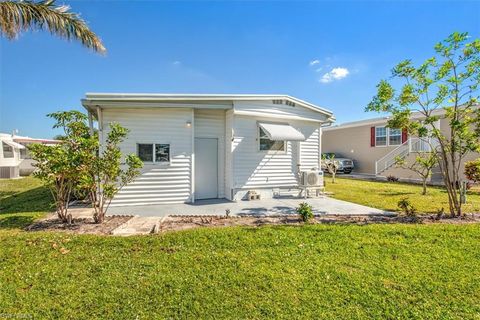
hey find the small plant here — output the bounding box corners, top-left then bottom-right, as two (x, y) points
(387, 175), (399, 182)
(322, 153), (339, 183)
(465, 159), (480, 183)
(296, 202), (314, 222)
(397, 198), (417, 217)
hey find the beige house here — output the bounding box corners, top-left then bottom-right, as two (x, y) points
(322, 111), (479, 184)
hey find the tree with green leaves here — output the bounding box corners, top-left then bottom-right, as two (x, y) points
(0, 0), (105, 53)
(30, 110), (142, 224)
(78, 123), (143, 223)
(366, 32), (480, 217)
(394, 152), (438, 195)
(29, 111), (95, 222)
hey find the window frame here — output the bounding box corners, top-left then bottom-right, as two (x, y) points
(136, 143), (171, 164)
(375, 126), (403, 147)
(388, 128), (402, 146)
(257, 125), (286, 153)
(375, 126), (388, 147)
(2, 142), (14, 158)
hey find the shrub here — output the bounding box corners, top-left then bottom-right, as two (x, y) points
(387, 175), (399, 182)
(464, 159), (480, 183)
(397, 198), (417, 217)
(296, 202), (314, 222)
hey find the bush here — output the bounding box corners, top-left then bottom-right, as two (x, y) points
(397, 198), (417, 217)
(296, 202), (314, 222)
(387, 175), (399, 182)
(464, 159), (480, 183)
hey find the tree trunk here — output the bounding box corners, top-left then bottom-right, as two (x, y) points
(422, 179), (427, 195)
(437, 143), (462, 217)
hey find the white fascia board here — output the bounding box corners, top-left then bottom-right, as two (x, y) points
(233, 110), (329, 123)
(82, 93), (334, 118)
(82, 100), (232, 110)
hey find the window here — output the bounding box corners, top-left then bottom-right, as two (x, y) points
(389, 128), (402, 146)
(2, 142), (13, 158)
(19, 143), (30, 159)
(375, 127), (387, 146)
(155, 144), (170, 162)
(137, 143), (170, 163)
(375, 126), (402, 147)
(259, 127), (285, 151)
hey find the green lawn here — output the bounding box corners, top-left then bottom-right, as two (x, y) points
(1, 177), (480, 319)
(327, 176), (480, 214)
(0, 176), (52, 229)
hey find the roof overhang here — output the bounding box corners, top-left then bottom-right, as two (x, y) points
(81, 93), (335, 121)
(3, 140), (25, 149)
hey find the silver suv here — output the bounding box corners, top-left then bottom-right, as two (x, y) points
(321, 153), (354, 174)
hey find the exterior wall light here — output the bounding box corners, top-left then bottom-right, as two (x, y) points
(186, 121), (192, 128)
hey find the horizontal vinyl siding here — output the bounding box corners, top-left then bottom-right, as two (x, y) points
(234, 101), (328, 122)
(232, 116), (320, 190)
(102, 108), (193, 206)
(299, 125), (320, 170)
(194, 109), (226, 198)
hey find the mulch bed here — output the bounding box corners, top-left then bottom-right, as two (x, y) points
(23, 213), (480, 236)
(159, 213), (480, 233)
(26, 215), (133, 235)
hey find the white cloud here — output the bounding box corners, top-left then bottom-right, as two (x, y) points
(309, 59), (320, 66)
(172, 60), (181, 66)
(320, 67), (350, 83)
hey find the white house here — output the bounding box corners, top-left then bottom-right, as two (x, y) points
(81, 94), (335, 207)
(0, 133), (59, 178)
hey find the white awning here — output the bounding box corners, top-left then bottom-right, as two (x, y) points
(258, 123), (306, 141)
(3, 140), (25, 149)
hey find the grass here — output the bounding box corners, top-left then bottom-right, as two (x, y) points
(1, 225), (480, 319)
(1, 177), (480, 318)
(0, 176), (52, 229)
(327, 176), (480, 214)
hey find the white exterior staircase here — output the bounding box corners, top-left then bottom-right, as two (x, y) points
(375, 138), (439, 176)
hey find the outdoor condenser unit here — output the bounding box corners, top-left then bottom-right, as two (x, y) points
(300, 169), (324, 187)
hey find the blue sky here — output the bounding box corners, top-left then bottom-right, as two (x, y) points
(1, 1), (479, 138)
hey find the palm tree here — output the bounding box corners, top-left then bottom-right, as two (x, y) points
(0, 0), (105, 53)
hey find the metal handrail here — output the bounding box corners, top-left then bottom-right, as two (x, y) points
(375, 138), (439, 175)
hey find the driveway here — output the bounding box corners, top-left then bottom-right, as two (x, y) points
(107, 196), (394, 217)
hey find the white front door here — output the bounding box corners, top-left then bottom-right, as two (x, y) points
(194, 138), (218, 200)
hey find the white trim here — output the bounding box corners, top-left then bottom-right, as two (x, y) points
(82, 93), (335, 118)
(190, 109), (195, 203)
(3, 140), (25, 149)
(374, 126), (387, 147)
(374, 126), (402, 147)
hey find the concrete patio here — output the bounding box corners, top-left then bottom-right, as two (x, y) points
(107, 196), (394, 217)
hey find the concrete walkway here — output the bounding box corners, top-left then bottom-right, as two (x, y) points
(107, 196), (393, 217)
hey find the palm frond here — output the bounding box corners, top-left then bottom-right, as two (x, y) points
(0, 0), (106, 54)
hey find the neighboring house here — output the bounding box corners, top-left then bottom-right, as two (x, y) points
(322, 110), (479, 184)
(82, 93), (335, 206)
(0, 133), (59, 178)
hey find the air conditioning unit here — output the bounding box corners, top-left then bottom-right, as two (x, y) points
(300, 169), (324, 187)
